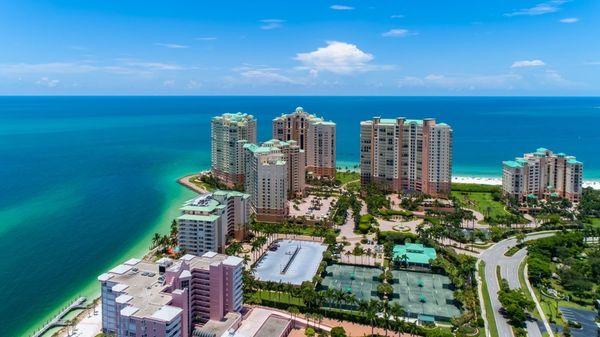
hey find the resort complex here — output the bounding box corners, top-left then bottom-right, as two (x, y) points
(273, 107), (337, 178)
(502, 147), (583, 203)
(359, 117), (453, 197)
(211, 112), (257, 187)
(83, 107), (597, 337)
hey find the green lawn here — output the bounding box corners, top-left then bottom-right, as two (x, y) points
(451, 190), (510, 221)
(478, 261), (500, 337)
(588, 217), (600, 228)
(251, 290), (305, 307)
(517, 261), (542, 320)
(336, 171), (360, 185)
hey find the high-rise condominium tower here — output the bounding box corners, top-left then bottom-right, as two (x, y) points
(211, 112), (257, 187)
(502, 148), (583, 203)
(243, 142), (291, 223)
(272, 107), (336, 178)
(360, 117), (453, 197)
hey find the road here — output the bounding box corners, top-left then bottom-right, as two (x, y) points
(479, 232), (554, 337)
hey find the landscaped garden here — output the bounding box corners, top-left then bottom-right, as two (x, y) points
(525, 231), (599, 332)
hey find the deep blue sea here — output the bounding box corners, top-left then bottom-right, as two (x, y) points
(0, 96), (599, 337)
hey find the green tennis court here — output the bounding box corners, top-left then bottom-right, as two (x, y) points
(390, 270), (461, 321)
(320, 264), (461, 322)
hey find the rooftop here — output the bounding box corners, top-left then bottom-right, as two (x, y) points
(503, 160), (524, 169)
(393, 243), (437, 265)
(99, 252), (242, 322)
(213, 112), (255, 124)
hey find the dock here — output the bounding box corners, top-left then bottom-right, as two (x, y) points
(30, 297), (87, 337)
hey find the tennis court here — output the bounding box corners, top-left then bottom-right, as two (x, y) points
(320, 264), (461, 322)
(253, 240), (326, 285)
(390, 270), (461, 321)
(321, 264), (381, 303)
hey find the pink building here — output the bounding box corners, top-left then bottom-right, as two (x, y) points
(99, 252), (243, 337)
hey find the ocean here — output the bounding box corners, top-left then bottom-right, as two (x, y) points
(0, 96), (599, 337)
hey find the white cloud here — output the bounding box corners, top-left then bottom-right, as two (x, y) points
(398, 73), (523, 89)
(240, 68), (296, 84)
(155, 43), (189, 49)
(123, 61), (183, 71)
(330, 5), (354, 10)
(259, 19), (284, 30)
(559, 17), (579, 23)
(382, 29), (413, 38)
(0, 60), (185, 77)
(187, 80), (200, 89)
(163, 80), (175, 87)
(511, 59), (546, 68)
(505, 0), (567, 17)
(196, 37), (218, 41)
(294, 41), (376, 75)
(36, 77), (60, 88)
(390, 14), (405, 19)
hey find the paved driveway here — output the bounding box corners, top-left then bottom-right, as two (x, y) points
(480, 232), (554, 337)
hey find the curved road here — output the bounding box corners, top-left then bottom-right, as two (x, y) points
(480, 232), (555, 337)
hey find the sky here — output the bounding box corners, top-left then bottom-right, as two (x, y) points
(0, 0), (599, 95)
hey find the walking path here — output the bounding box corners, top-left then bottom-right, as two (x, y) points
(177, 174), (209, 194)
(31, 297), (87, 337)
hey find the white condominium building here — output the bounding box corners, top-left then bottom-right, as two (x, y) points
(243, 142), (289, 223)
(177, 190), (250, 256)
(272, 107), (336, 178)
(211, 112), (257, 187)
(502, 148), (583, 203)
(360, 117), (453, 197)
(262, 139), (306, 197)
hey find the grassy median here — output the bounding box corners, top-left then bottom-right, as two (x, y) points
(478, 261), (499, 337)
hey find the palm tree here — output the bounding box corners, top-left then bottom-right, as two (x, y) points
(390, 302), (406, 337)
(360, 300), (381, 337)
(288, 306), (299, 328)
(151, 233), (161, 248)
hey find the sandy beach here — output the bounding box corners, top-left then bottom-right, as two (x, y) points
(452, 176), (600, 190)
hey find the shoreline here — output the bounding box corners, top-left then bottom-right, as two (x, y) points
(34, 167), (599, 336)
(24, 169), (198, 337)
(451, 175), (600, 190)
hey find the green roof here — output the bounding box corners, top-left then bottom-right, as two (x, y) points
(393, 243), (436, 265)
(177, 214), (220, 222)
(567, 159), (582, 165)
(379, 118), (398, 125)
(213, 190), (250, 198)
(405, 119), (424, 125)
(503, 160), (524, 168)
(243, 143), (272, 154)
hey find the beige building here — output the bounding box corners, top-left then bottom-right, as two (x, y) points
(262, 139), (306, 197)
(360, 117), (452, 197)
(502, 148), (583, 203)
(211, 112), (257, 187)
(243, 142), (289, 223)
(272, 107), (336, 178)
(177, 190), (250, 257)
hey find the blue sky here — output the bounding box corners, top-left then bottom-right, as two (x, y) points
(0, 0), (599, 95)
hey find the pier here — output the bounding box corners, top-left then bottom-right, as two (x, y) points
(30, 297), (87, 337)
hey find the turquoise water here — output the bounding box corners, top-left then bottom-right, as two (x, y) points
(1, 96), (599, 337)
